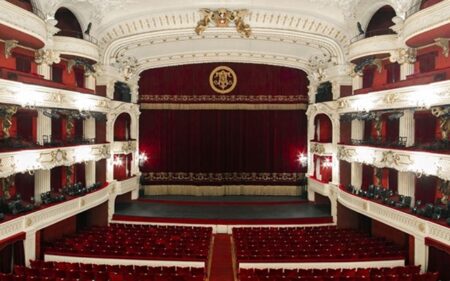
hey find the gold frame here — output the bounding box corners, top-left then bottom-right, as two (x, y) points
(209, 66), (237, 94)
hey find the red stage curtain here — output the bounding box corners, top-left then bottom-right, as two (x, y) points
(415, 175), (437, 204)
(139, 63), (308, 98)
(139, 110), (306, 183)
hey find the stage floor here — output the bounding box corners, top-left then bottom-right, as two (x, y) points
(114, 196), (332, 224)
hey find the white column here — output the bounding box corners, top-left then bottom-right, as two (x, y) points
(399, 109), (415, 147)
(414, 236), (428, 272)
(83, 117), (96, 141)
(398, 171), (415, 206)
(37, 63), (51, 80)
(24, 231), (36, 265)
(331, 116), (340, 184)
(85, 160), (96, 187)
(400, 63), (415, 80)
(315, 158), (322, 181)
(34, 169), (51, 203)
(352, 75), (362, 92)
(85, 75), (96, 91)
(37, 110), (52, 145)
(351, 119), (365, 141)
(351, 162), (362, 189)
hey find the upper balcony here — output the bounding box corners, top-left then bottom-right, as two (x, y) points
(337, 144), (450, 181)
(338, 79), (450, 114)
(0, 1), (46, 49)
(404, 0), (450, 48)
(53, 36), (100, 63)
(349, 34), (400, 63)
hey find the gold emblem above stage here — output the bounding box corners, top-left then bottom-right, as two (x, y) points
(209, 66), (237, 94)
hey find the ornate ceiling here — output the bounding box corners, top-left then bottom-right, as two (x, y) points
(32, 0), (422, 79)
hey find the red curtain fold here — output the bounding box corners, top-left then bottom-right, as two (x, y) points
(140, 110), (306, 182)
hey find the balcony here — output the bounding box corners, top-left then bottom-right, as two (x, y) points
(335, 184), (450, 246)
(0, 182), (113, 241)
(310, 141), (334, 156)
(112, 140), (137, 154)
(337, 79), (450, 113)
(53, 36), (100, 62)
(404, 0), (450, 47)
(0, 78), (110, 113)
(0, 1), (46, 49)
(337, 144), (450, 181)
(308, 177), (332, 197)
(0, 143), (111, 179)
(348, 34), (400, 62)
(115, 175), (140, 195)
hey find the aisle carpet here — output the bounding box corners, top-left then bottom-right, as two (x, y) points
(209, 234), (235, 281)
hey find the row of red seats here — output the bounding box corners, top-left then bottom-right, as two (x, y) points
(232, 227), (403, 262)
(0, 261), (205, 281)
(45, 224), (212, 261)
(239, 266), (439, 281)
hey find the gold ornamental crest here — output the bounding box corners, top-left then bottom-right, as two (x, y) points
(209, 66), (237, 94)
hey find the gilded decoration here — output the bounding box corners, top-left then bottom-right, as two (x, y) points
(195, 9), (252, 38)
(310, 143), (326, 155)
(209, 66), (237, 94)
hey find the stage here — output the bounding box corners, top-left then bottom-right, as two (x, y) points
(113, 195), (333, 227)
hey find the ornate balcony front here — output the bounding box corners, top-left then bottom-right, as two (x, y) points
(0, 183), (113, 241)
(337, 80), (450, 114)
(0, 79), (110, 113)
(111, 140), (137, 155)
(335, 184), (450, 246)
(337, 144), (450, 181)
(0, 144), (111, 178)
(404, 1), (450, 48)
(310, 141), (334, 156)
(115, 175), (140, 195)
(0, 1), (46, 48)
(348, 34), (400, 62)
(53, 36), (100, 62)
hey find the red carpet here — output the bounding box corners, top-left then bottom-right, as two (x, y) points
(209, 234), (235, 281)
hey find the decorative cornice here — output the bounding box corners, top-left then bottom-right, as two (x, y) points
(140, 103), (307, 111)
(139, 94), (308, 104)
(195, 9), (252, 38)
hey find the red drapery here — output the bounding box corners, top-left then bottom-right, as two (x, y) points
(15, 172), (35, 201)
(314, 114), (332, 142)
(339, 160), (351, 187)
(415, 175), (437, 204)
(415, 111), (438, 144)
(362, 164), (374, 190)
(139, 110), (306, 184)
(114, 113), (131, 141)
(0, 232), (25, 273)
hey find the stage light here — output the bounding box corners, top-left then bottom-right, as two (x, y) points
(322, 158), (332, 168)
(138, 152), (148, 166)
(113, 156), (123, 167)
(297, 152), (307, 166)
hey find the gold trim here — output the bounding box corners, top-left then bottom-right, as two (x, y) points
(140, 103), (308, 110)
(209, 66), (237, 94)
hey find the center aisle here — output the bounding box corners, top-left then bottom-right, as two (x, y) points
(209, 234), (235, 281)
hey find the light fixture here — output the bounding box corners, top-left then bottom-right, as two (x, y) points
(138, 152), (148, 166)
(113, 156), (123, 167)
(322, 158), (332, 168)
(297, 152), (308, 166)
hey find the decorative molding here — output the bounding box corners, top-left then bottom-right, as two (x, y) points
(337, 144), (450, 181)
(139, 94), (308, 104)
(337, 80), (450, 113)
(112, 141), (137, 154)
(35, 49), (61, 65)
(139, 103), (308, 111)
(141, 172), (305, 184)
(195, 9), (251, 38)
(4, 40), (18, 58)
(310, 142), (334, 156)
(348, 34), (400, 62)
(434, 38), (449, 58)
(389, 48), (417, 64)
(209, 66), (238, 94)
(0, 144), (111, 178)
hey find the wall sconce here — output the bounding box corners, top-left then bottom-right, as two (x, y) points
(297, 152), (308, 167)
(113, 156), (123, 167)
(322, 158), (332, 168)
(138, 152), (148, 166)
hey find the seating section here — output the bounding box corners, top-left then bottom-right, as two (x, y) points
(239, 266), (439, 281)
(233, 226), (404, 262)
(0, 261), (205, 281)
(45, 224), (212, 261)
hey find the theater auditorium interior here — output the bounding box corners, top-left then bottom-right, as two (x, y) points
(0, 0), (449, 280)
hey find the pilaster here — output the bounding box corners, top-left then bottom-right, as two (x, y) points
(37, 110), (52, 145)
(351, 162), (362, 189)
(399, 109), (415, 147)
(85, 160), (96, 187)
(398, 171), (415, 206)
(351, 119), (364, 141)
(34, 169), (51, 203)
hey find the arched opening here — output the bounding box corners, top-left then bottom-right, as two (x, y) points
(54, 7), (83, 39)
(365, 5), (396, 38)
(313, 114), (333, 143)
(114, 113), (132, 141)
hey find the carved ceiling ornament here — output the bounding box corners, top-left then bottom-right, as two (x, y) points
(209, 66), (237, 94)
(195, 9), (252, 38)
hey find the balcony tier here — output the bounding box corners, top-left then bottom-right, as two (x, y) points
(53, 36), (100, 62)
(348, 35), (400, 62)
